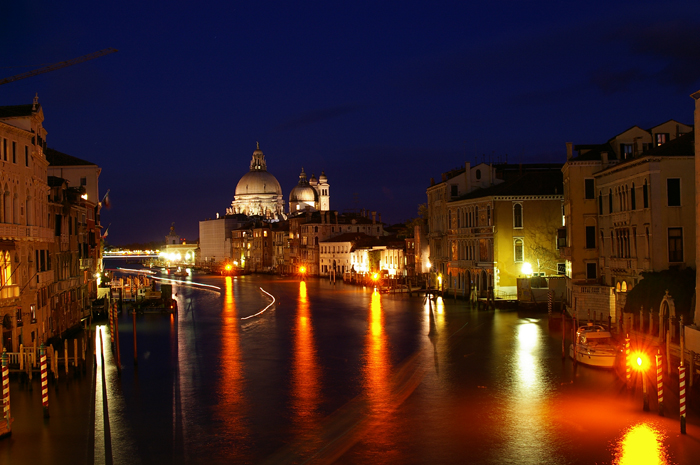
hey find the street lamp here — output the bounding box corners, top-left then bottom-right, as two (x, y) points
(633, 351), (650, 411)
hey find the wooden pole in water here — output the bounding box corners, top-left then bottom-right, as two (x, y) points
(115, 307), (121, 375)
(40, 344), (48, 418)
(64, 343), (68, 375)
(133, 309), (138, 366)
(73, 339), (78, 375)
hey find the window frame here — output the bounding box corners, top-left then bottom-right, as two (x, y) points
(513, 202), (523, 229)
(668, 227), (683, 263)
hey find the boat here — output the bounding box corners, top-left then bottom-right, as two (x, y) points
(569, 324), (619, 368)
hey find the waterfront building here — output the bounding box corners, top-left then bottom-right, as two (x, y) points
(160, 223), (198, 266)
(198, 214), (248, 264)
(0, 97), (52, 351)
(445, 168), (563, 298)
(271, 221), (290, 274)
(231, 224), (253, 271)
(289, 168), (330, 213)
(290, 209), (386, 276)
(561, 120), (693, 321)
(227, 143), (285, 219)
(250, 222), (274, 272)
(45, 147), (103, 306)
(426, 162), (504, 287)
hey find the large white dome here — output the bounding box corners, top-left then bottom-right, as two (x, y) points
(235, 170), (282, 196)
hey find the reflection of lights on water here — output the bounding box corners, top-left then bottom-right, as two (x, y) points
(515, 323), (540, 391)
(613, 423), (670, 465)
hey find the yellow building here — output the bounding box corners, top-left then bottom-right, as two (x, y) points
(444, 169), (563, 298)
(562, 120), (693, 322)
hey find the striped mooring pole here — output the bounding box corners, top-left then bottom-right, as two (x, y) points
(40, 343), (49, 418)
(2, 349), (11, 435)
(625, 334), (631, 389)
(656, 351), (663, 416)
(679, 364), (687, 434)
(548, 291), (552, 315)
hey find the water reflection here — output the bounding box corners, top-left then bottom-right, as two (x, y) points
(216, 277), (248, 448)
(362, 291), (393, 452)
(498, 319), (555, 463)
(613, 423), (671, 465)
(290, 281), (321, 437)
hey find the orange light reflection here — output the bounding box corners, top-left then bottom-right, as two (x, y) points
(216, 276), (248, 443)
(291, 281), (321, 438)
(362, 291), (393, 450)
(613, 423), (669, 465)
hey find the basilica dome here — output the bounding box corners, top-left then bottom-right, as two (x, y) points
(235, 170), (282, 196)
(227, 143), (285, 219)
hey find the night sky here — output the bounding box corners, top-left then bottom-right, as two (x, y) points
(2, 1), (700, 245)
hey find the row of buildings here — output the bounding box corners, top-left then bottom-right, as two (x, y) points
(426, 116), (697, 322)
(0, 96), (104, 353)
(198, 145), (420, 279)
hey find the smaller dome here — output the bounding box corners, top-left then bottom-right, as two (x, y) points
(290, 185), (318, 202)
(309, 174), (318, 186)
(319, 171), (327, 183)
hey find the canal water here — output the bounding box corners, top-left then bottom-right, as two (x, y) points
(3, 272), (700, 464)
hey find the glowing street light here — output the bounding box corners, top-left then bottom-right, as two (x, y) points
(299, 266), (306, 281)
(633, 351), (650, 411)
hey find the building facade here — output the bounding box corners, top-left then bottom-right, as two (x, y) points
(562, 120), (694, 321)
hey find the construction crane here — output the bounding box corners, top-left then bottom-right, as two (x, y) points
(0, 48), (118, 86)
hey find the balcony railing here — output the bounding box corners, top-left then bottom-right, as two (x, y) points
(80, 258), (94, 270)
(609, 257), (636, 270)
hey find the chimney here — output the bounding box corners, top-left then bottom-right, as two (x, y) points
(566, 142), (573, 160)
(372, 211), (376, 224)
(378, 213), (381, 224)
(430, 177), (435, 186)
(335, 211), (339, 225)
(601, 151), (609, 167)
(442, 173), (447, 181)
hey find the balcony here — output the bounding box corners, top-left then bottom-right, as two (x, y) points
(559, 247), (572, 259)
(448, 259), (474, 269)
(609, 257), (636, 271)
(611, 211), (630, 226)
(80, 258), (94, 270)
(0, 284), (19, 300)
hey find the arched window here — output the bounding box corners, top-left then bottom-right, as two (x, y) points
(487, 205), (491, 225)
(598, 191), (603, 214)
(476, 169), (481, 180)
(514, 238), (523, 262)
(608, 189), (613, 213)
(513, 203), (523, 228)
(631, 183), (636, 210)
(621, 281), (627, 292)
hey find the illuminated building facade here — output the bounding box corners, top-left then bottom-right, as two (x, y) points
(444, 168), (563, 298)
(0, 98), (52, 351)
(289, 168), (330, 213)
(562, 120), (694, 321)
(227, 143), (285, 219)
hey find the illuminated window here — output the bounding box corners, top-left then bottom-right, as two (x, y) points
(655, 133), (669, 146)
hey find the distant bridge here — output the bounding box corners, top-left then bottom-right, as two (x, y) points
(103, 251), (158, 259)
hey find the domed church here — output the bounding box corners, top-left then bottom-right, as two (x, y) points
(226, 143), (285, 219)
(289, 168), (330, 213)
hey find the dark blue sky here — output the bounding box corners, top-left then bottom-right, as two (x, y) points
(2, 1), (700, 245)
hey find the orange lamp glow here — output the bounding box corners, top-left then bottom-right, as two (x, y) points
(299, 266), (306, 274)
(632, 352), (650, 371)
(372, 273), (379, 281)
(225, 264), (232, 271)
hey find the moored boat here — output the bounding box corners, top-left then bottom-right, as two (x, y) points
(569, 324), (619, 368)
